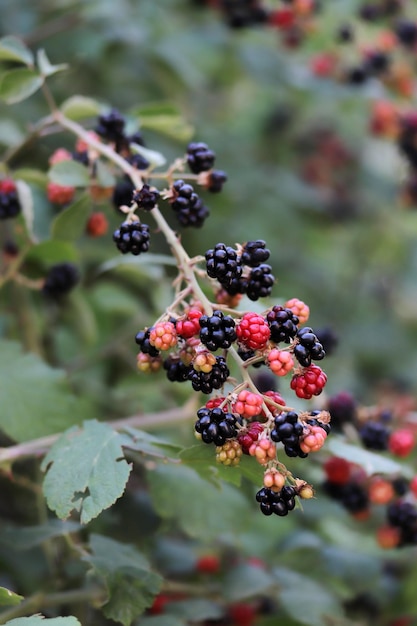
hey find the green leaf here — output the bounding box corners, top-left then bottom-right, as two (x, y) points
(16, 180), (36, 242)
(0, 36), (33, 65)
(95, 160), (116, 188)
(4, 618), (81, 626)
(60, 95), (102, 120)
(25, 240), (78, 265)
(147, 464), (252, 540)
(0, 587), (23, 607)
(120, 427), (182, 461)
(48, 160), (89, 188)
(272, 567), (344, 626)
(133, 102), (193, 142)
(36, 49), (68, 77)
(85, 534), (163, 626)
(0, 120), (25, 146)
(137, 618), (185, 626)
(179, 443), (241, 487)
(50, 194), (91, 241)
(166, 599), (223, 621)
(0, 68), (43, 104)
(326, 437), (413, 477)
(130, 143), (166, 169)
(0, 519), (80, 551)
(13, 168), (48, 186)
(223, 563), (276, 601)
(0, 340), (92, 443)
(41, 420), (132, 524)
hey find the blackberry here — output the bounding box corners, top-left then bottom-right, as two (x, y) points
(170, 180), (209, 228)
(126, 153), (150, 170)
(336, 24), (354, 43)
(314, 327), (338, 355)
(387, 500), (417, 545)
(72, 150), (89, 166)
(307, 413), (331, 435)
(327, 391), (356, 430)
(112, 179), (135, 210)
(199, 310), (237, 351)
(359, 421), (389, 451)
(241, 240), (270, 267)
(206, 170), (227, 193)
(188, 355), (230, 393)
(0, 187), (21, 220)
(346, 65), (369, 85)
(358, 4), (381, 21)
(128, 131), (146, 146)
(95, 109), (126, 142)
(135, 329), (160, 357)
(392, 476), (409, 497)
(324, 481), (369, 513)
(395, 20), (417, 47)
(133, 184), (160, 211)
(205, 243), (242, 288)
(255, 485), (297, 517)
(222, 275), (248, 296)
(42, 263), (80, 298)
(237, 348), (263, 369)
(293, 327), (325, 367)
(266, 306), (299, 344)
(246, 264), (274, 301)
(186, 142), (216, 174)
(195, 406), (237, 445)
(270, 411), (307, 458)
(163, 356), (191, 382)
(113, 221), (150, 255)
(365, 51), (390, 76)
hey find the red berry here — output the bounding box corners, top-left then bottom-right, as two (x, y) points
(368, 476), (395, 505)
(237, 422), (264, 455)
(267, 348), (294, 376)
(388, 429), (415, 457)
(176, 308), (203, 339)
(261, 390), (286, 418)
(233, 390), (264, 419)
(86, 211), (109, 237)
(196, 554), (221, 574)
(268, 8), (295, 29)
(323, 457), (351, 484)
(48, 147), (72, 165)
(0, 178), (17, 194)
(236, 312), (270, 351)
(290, 365), (327, 399)
(376, 525), (401, 549)
(228, 603), (257, 626)
(410, 475), (417, 498)
(47, 182), (75, 205)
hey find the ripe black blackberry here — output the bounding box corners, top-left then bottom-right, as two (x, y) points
(323, 480), (369, 514)
(95, 109), (126, 142)
(270, 411), (307, 458)
(314, 327), (338, 355)
(255, 485), (297, 517)
(205, 243), (242, 288)
(72, 150), (89, 166)
(188, 355), (230, 393)
(327, 391), (357, 430)
(387, 500), (417, 545)
(163, 356), (191, 382)
(170, 180), (209, 228)
(199, 310), (237, 351)
(395, 19), (417, 47)
(293, 327), (325, 367)
(112, 179), (135, 211)
(246, 264), (274, 301)
(126, 153), (150, 170)
(241, 240), (270, 267)
(186, 142), (216, 174)
(206, 170), (227, 193)
(237, 348), (263, 369)
(345, 65), (369, 85)
(195, 406), (237, 445)
(365, 51), (390, 76)
(133, 184), (160, 211)
(0, 185), (21, 220)
(336, 23), (354, 43)
(392, 476), (409, 497)
(222, 275), (248, 296)
(220, 0), (269, 28)
(135, 329), (160, 358)
(42, 263), (80, 298)
(266, 306), (299, 344)
(113, 221), (150, 255)
(359, 421), (389, 451)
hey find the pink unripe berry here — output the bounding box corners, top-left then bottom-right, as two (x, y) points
(233, 390), (264, 419)
(267, 349), (294, 376)
(285, 298), (310, 324)
(388, 429), (415, 457)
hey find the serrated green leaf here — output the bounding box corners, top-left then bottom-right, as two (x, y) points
(0, 587), (23, 608)
(16, 180), (36, 242)
(326, 437), (413, 477)
(0, 520), (80, 551)
(147, 464), (251, 540)
(50, 194), (91, 241)
(25, 240), (78, 265)
(48, 160), (89, 188)
(36, 49), (68, 77)
(60, 95), (102, 120)
(223, 563), (276, 601)
(0, 36), (33, 65)
(0, 340), (92, 443)
(133, 102), (193, 142)
(0, 68), (43, 104)
(120, 427), (182, 461)
(130, 143), (166, 169)
(272, 567), (344, 626)
(4, 618), (81, 626)
(85, 534), (163, 626)
(41, 420), (132, 524)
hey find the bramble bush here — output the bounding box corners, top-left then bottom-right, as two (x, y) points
(1, 2), (417, 626)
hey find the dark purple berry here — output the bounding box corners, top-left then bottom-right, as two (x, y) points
(42, 263), (80, 298)
(113, 221), (150, 255)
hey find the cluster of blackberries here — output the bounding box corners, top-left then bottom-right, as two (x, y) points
(163, 355), (191, 382)
(216, 0), (269, 29)
(95, 109), (146, 155)
(195, 406), (237, 445)
(326, 391), (357, 432)
(188, 356), (230, 393)
(205, 240), (274, 301)
(256, 485), (297, 517)
(113, 220), (150, 255)
(387, 500), (417, 546)
(270, 411), (307, 458)
(266, 306), (299, 344)
(42, 263), (80, 299)
(0, 180), (21, 220)
(323, 480), (370, 514)
(293, 327), (325, 367)
(358, 421), (390, 451)
(133, 184), (160, 211)
(186, 142), (215, 173)
(199, 310), (237, 351)
(169, 179), (209, 228)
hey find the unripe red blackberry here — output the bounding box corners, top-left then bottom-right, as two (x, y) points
(186, 141), (216, 173)
(0, 179), (21, 219)
(176, 308), (203, 339)
(241, 240), (270, 267)
(237, 422), (264, 455)
(199, 310), (236, 351)
(255, 485), (297, 517)
(205, 243), (242, 288)
(188, 355), (229, 393)
(113, 220), (150, 255)
(47, 182), (75, 206)
(195, 406), (237, 445)
(170, 180), (209, 228)
(293, 327), (325, 367)
(236, 312), (270, 351)
(266, 306), (299, 344)
(133, 184), (160, 210)
(359, 421), (389, 451)
(290, 364), (327, 399)
(42, 263), (80, 298)
(246, 264), (274, 301)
